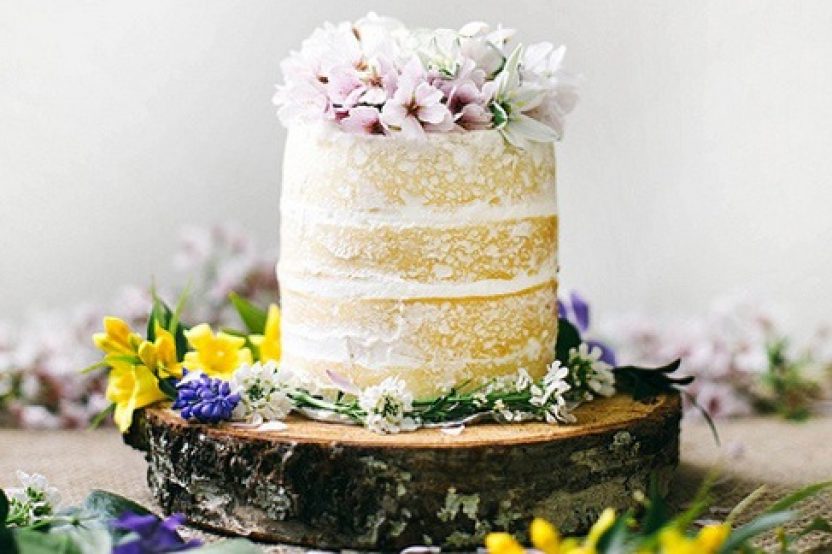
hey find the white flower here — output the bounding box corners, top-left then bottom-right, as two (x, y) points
(569, 343), (617, 399)
(490, 46), (560, 148)
(358, 376), (418, 434)
(6, 470), (61, 526)
(514, 367), (533, 392)
(230, 361), (295, 425)
(530, 361), (576, 423)
(380, 59), (454, 138)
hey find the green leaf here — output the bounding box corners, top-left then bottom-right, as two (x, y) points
(641, 475), (670, 534)
(798, 516), (832, 537)
(555, 318), (582, 364)
(12, 528), (82, 554)
(79, 361), (110, 375)
(229, 292), (268, 335)
(88, 404), (116, 430)
(0, 488), (9, 524)
(765, 481), (832, 514)
(81, 490), (151, 522)
(157, 378), (178, 400)
(596, 509), (632, 554)
(718, 511), (797, 553)
(190, 538), (263, 553)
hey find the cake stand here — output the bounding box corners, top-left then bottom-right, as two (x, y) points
(126, 393), (681, 550)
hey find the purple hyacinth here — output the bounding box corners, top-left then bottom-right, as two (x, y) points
(558, 290), (618, 366)
(172, 370), (240, 424)
(112, 512), (201, 553)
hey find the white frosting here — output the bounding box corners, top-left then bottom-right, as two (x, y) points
(278, 267), (557, 299)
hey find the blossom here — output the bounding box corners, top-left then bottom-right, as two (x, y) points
(172, 370), (241, 423)
(93, 317), (142, 359)
(5, 470), (62, 527)
(341, 105), (386, 135)
(249, 304), (281, 363)
(112, 512), (202, 553)
(658, 523), (730, 554)
(568, 343), (616, 400)
(137, 326), (182, 379)
(106, 361), (168, 433)
(183, 324), (252, 379)
(558, 290), (617, 366)
(380, 63), (454, 138)
(230, 361), (294, 424)
(357, 376), (418, 433)
(530, 361), (575, 423)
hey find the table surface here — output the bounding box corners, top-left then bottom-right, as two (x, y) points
(1, 416), (831, 551)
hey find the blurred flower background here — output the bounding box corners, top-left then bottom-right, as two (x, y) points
(0, 223), (829, 429)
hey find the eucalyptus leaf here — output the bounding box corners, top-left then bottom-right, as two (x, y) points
(229, 292), (267, 335)
(81, 490), (151, 522)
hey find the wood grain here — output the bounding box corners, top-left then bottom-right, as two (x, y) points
(127, 394), (681, 550)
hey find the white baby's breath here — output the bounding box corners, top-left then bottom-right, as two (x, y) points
(230, 361), (295, 424)
(569, 343), (617, 400)
(358, 376), (418, 434)
(6, 470), (61, 526)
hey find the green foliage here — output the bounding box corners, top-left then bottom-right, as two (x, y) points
(229, 292), (268, 335)
(81, 490), (152, 521)
(555, 318), (582, 364)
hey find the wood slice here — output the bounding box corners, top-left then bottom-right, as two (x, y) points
(126, 394), (681, 551)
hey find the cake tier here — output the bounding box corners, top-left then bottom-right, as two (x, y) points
(279, 124), (558, 397)
(280, 282), (558, 396)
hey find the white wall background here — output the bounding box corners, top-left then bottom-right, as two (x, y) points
(2, 0), (831, 335)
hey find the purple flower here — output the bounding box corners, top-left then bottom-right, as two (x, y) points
(172, 370), (240, 424)
(559, 290), (617, 366)
(113, 512), (201, 553)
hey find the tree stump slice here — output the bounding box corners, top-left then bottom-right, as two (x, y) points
(126, 394), (681, 551)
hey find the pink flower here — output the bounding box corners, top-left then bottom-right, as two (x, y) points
(380, 61), (453, 138)
(341, 106), (385, 135)
(446, 80), (493, 130)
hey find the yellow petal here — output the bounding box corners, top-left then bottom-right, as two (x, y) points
(530, 518), (560, 554)
(184, 323), (214, 350)
(137, 341), (158, 370)
(695, 523), (730, 553)
(586, 508), (616, 547)
(131, 365), (167, 408)
(485, 532), (525, 554)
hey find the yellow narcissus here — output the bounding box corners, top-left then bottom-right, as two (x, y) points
(137, 326), (183, 379)
(93, 317), (142, 358)
(250, 304), (281, 363)
(183, 324), (252, 379)
(105, 361), (167, 432)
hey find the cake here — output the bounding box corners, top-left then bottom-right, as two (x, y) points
(273, 14), (577, 398)
(279, 125), (558, 396)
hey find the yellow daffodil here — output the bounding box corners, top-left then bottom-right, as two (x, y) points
(531, 517), (561, 554)
(249, 304), (281, 362)
(183, 324), (252, 379)
(658, 522), (730, 554)
(93, 317), (142, 357)
(106, 361), (167, 432)
(485, 532), (525, 554)
(694, 523), (731, 553)
(137, 326), (183, 379)
(585, 508), (616, 549)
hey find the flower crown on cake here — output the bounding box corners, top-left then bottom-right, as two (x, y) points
(273, 13), (579, 147)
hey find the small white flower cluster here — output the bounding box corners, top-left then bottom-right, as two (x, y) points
(357, 376), (418, 434)
(5, 470), (61, 527)
(230, 361), (296, 425)
(567, 343), (617, 401)
(530, 361), (576, 423)
(274, 12), (578, 147)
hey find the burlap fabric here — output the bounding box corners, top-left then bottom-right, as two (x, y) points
(1, 418), (831, 553)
